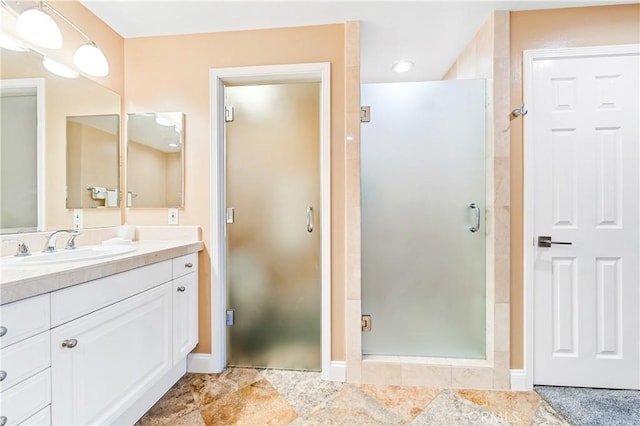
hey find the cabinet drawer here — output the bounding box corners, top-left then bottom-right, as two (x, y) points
(0, 368), (50, 426)
(18, 405), (49, 426)
(172, 253), (197, 279)
(0, 332), (50, 393)
(51, 260), (172, 327)
(0, 294), (50, 349)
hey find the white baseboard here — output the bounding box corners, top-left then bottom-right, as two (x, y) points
(323, 361), (346, 382)
(510, 369), (531, 390)
(187, 353), (224, 374)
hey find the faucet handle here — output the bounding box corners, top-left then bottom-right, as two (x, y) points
(2, 239), (31, 257)
(15, 241), (31, 256)
(66, 230), (82, 250)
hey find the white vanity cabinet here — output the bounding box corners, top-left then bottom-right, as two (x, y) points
(0, 248), (199, 426)
(0, 294), (51, 426)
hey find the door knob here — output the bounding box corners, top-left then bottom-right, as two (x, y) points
(538, 236), (572, 248)
(62, 339), (78, 348)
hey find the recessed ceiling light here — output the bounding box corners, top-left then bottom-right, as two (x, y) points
(392, 61), (414, 73)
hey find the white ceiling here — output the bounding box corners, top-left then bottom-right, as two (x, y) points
(80, 0), (633, 82)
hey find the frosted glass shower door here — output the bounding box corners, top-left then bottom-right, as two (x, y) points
(361, 80), (486, 359)
(225, 83), (321, 370)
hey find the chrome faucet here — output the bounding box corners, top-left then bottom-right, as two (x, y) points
(2, 239), (31, 257)
(42, 230), (81, 253)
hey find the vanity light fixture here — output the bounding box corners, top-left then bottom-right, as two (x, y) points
(392, 61), (414, 73)
(15, 6), (63, 50)
(73, 43), (109, 77)
(42, 57), (79, 79)
(0, 34), (29, 52)
(8, 1), (110, 77)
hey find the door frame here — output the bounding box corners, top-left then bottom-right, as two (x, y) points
(0, 77), (46, 233)
(523, 44), (640, 389)
(208, 63), (332, 378)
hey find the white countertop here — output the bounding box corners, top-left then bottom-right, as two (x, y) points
(0, 240), (203, 305)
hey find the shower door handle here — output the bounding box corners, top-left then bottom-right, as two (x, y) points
(306, 206), (313, 233)
(469, 203), (480, 232)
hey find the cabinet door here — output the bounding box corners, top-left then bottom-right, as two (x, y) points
(173, 273), (198, 363)
(51, 283), (172, 426)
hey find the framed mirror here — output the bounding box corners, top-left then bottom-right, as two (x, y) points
(126, 112), (184, 208)
(0, 47), (121, 233)
(66, 114), (120, 209)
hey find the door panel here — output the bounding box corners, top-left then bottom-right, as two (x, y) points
(225, 83), (321, 370)
(361, 80), (486, 359)
(531, 49), (639, 389)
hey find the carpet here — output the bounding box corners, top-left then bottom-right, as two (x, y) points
(535, 385), (640, 426)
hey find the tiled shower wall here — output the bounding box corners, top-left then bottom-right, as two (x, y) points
(344, 12), (511, 389)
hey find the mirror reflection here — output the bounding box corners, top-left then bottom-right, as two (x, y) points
(127, 113), (184, 208)
(0, 46), (121, 233)
(0, 81), (39, 233)
(66, 114), (120, 209)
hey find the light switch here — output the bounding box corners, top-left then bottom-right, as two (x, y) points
(168, 208), (179, 225)
(226, 207), (235, 224)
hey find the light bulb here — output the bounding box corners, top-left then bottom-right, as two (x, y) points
(42, 57), (78, 79)
(0, 34), (29, 52)
(16, 8), (63, 50)
(73, 43), (109, 77)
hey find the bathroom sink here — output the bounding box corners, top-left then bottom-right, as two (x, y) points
(1, 245), (138, 266)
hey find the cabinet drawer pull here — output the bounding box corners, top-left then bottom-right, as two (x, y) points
(185, 262), (193, 268)
(0, 415), (7, 426)
(0, 371), (6, 381)
(0, 326), (6, 337)
(177, 286), (186, 292)
(62, 338), (78, 348)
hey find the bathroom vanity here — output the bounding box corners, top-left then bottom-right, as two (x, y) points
(0, 238), (201, 425)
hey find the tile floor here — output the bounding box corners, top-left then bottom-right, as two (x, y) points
(137, 368), (569, 425)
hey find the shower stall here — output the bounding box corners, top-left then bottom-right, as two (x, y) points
(361, 79), (487, 359)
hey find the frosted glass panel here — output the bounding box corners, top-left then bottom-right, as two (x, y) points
(225, 83), (321, 370)
(361, 80), (486, 358)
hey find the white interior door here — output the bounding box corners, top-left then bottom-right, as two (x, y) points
(527, 45), (639, 389)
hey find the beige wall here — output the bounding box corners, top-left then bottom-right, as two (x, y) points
(509, 4), (640, 369)
(123, 24), (347, 357)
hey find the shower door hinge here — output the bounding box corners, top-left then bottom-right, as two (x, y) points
(225, 106), (234, 122)
(361, 315), (372, 332)
(226, 310), (235, 326)
(360, 106), (371, 123)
